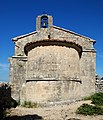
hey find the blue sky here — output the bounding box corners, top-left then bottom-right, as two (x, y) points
(0, 0), (103, 82)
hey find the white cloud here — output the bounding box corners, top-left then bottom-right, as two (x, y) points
(97, 54), (103, 58)
(0, 63), (9, 71)
(0, 63), (9, 82)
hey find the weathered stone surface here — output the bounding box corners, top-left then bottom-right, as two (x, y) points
(9, 14), (96, 105)
(9, 56), (27, 100)
(27, 46), (80, 80)
(20, 81), (81, 104)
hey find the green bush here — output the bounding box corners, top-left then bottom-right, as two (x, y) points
(21, 101), (38, 108)
(91, 92), (103, 106)
(76, 104), (103, 115)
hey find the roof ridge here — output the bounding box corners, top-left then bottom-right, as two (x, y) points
(12, 31), (37, 41)
(52, 25), (95, 42)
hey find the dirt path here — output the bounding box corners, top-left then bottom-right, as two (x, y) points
(6, 100), (103, 120)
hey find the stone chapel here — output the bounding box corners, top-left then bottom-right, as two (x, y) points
(9, 14), (96, 105)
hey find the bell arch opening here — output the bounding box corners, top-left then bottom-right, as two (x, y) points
(41, 15), (48, 28)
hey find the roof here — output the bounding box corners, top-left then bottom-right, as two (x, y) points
(12, 25), (96, 43)
(12, 31), (37, 41)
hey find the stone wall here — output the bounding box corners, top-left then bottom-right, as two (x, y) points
(9, 56), (27, 101)
(80, 51), (96, 97)
(13, 26), (95, 57)
(20, 81), (82, 105)
(27, 45), (80, 80)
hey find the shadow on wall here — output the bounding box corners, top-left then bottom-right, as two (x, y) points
(5, 114), (43, 120)
(0, 83), (18, 119)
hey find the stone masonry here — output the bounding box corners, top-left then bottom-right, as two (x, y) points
(9, 14), (96, 105)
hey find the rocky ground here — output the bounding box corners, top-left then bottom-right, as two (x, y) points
(6, 100), (103, 120)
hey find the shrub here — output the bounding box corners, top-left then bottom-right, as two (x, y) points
(76, 104), (103, 115)
(91, 92), (103, 106)
(21, 101), (38, 108)
(22, 101), (33, 108)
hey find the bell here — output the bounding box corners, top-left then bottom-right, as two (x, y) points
(42, 22), (46, 28)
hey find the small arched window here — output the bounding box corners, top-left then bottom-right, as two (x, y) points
(41, 16), (48, 28)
